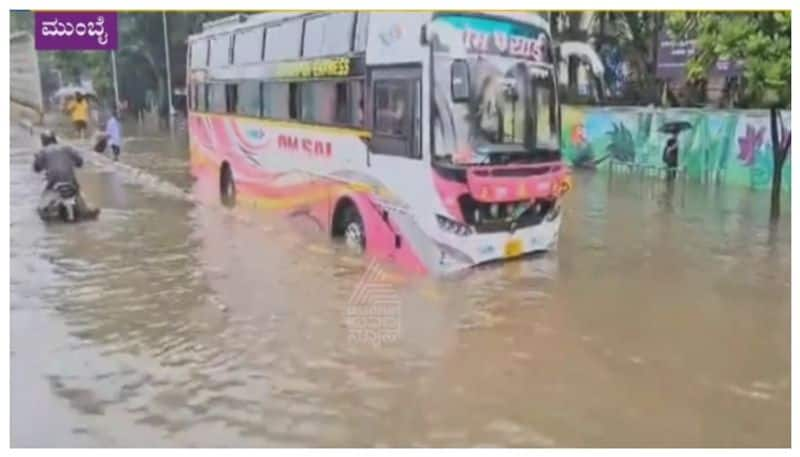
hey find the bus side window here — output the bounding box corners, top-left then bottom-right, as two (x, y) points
(262, 82), (290, 120)
(299, 81), (353, 126)
(233, 27), (264, 65)
(265, 21), (302, 61)
(371, 77), (420, 159)
(209, 35), (231, 67)
(236, 81), (260, 117)
(197, 84), (206, 112)
(289, 83), (300, 120)
(374, 80), (409, 136)
(208, 84), (226, 114)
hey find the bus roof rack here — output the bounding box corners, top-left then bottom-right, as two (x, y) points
(202, 14), (248, 31)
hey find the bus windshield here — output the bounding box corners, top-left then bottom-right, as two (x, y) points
(472, 64), (558, 154)
(429, 13), (560, 164)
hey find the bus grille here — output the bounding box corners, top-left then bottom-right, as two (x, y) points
(458, 195), (555, 233)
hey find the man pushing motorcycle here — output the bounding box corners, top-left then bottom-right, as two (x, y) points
(33, 130), (99, 222)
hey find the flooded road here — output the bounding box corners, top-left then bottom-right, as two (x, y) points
(10, 123), (790, 447)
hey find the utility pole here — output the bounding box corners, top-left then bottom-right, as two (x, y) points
(111, 50), (120, 109)
(162, 11), (174, 129)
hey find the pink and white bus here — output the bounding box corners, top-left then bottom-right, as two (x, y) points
(186, 12), (571, 275)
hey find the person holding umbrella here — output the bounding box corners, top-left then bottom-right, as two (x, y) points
(663, 133), (679, 180)
(659, 121), (692, 181)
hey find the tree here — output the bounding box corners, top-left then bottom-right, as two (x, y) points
(667, 12), (791, 108)
(115, 12), (231, 115)
(49, 51), (113, 95)
(769, 108), (791, 220)
(668, 12), (790, 219)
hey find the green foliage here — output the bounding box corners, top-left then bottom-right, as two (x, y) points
(751, 144), (774, 189)
(715, 115), (739, 172)
(606, 123), (636, 162)
(49, 51), (112, 94)
(572, 145), (596, 168)
(667, 12), (791, 108)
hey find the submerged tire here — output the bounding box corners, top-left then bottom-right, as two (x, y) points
(337, 204), (366, 253)
(220, 164), (236, 208)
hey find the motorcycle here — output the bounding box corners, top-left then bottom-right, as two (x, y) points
(37, 182), (99, 223)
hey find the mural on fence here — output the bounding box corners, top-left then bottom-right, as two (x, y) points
(561, 106), (792, 192)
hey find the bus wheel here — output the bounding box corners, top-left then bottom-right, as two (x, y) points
(334, 203), (366, 253)
(343, 207), (366, 252)
(220, 163), (236, 208)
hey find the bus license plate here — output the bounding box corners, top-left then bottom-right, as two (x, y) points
(503, 239), (523, 258)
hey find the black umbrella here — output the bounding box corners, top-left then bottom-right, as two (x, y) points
(659, 121), (693, 135)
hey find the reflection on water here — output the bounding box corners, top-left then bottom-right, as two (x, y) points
(10, 124), (789, 447)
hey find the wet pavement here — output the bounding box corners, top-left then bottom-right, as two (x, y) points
(10, 122), (790, 447)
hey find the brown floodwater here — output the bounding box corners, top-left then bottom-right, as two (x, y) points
(10, 122), (790, 447)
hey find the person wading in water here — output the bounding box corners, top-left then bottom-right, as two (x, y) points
(66, 92), (90, 139)
(663, 132), (679, 181)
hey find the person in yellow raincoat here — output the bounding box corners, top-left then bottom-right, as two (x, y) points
(66, 92), (90, 139)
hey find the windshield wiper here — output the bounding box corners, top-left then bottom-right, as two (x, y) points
(475, 144), (529, 155)
(532, 146), (561, 161)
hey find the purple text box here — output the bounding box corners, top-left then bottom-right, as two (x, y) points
(35, 12), (118, 51)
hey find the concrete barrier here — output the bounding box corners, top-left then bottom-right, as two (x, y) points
(11, 101), (43, 127)
(10, 32), (43, 124)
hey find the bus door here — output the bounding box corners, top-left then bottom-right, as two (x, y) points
(367, 66), (427, 195)
(366, 65), (437, 258)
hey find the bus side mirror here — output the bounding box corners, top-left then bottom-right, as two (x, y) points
(451, 59), (470, 103)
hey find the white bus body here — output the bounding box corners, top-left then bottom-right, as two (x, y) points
(187, 12), (571, 275)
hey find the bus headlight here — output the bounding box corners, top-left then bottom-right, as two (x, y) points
(436, 242), (475, 266)
(551, 175), (572, 197)
(436, 214), (473, 236)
